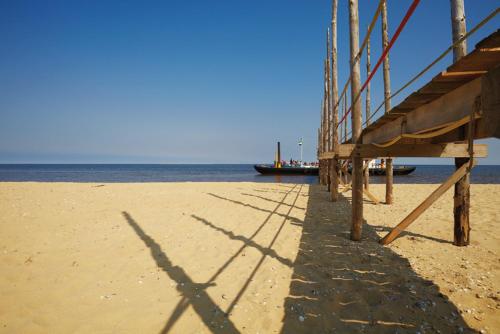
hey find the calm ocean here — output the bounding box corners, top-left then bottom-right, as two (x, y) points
(0, 164), (499, 184)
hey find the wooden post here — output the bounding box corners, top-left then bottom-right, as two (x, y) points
(326, 29), (332, 192)
(344, 94), (348, 143)
(454, 157), (470, 245)
(343, 95), (348, 185)
(364, 34), (371, 190)
(349, 0), (363, 241)
(450, 0), (467, 62)
(381, 0), (393, 204)
(317, 127), (321, 162)
(386, 158), (393, 202)
(450, 0), (470, 246)
(319, 102), (325, 184)
(341, 94), (348, 183)
(330, 0), (339, 201)
(322, 59), (329, 186)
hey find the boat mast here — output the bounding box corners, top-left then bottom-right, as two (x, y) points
(277, 141), (281, 168)
(299, 138), (303, 165)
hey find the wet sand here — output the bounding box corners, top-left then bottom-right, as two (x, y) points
(0, 182), (498, 333)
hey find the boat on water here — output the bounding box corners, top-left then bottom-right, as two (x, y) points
(254, 164), (319, 175)
(254, 141), (415, 176)
(254, 140), (319, 175)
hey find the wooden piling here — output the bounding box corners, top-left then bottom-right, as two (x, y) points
(317, 127), (321, 160)
(450, 0), (467, 62)
(450, 0), (470, 246)
(364, 34), (371, 190)
(319, 101), (325, 184)
(381, 0), (394, 204)
(330, 0), (339, 201)
(454, 157), (471, 245)
(348, 0), (363, 241)
(326, 30), (332, 191)
(323, 59), (329, 186)
(343, 94), (347, 143)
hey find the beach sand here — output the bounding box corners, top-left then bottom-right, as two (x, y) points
(0, 182), (498, 333)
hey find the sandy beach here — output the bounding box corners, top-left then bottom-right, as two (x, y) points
(0, 182), (498, 333)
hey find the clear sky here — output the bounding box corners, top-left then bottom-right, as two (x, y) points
(1, 0), (499, 164)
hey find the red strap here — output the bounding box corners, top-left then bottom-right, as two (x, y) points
(337, 0), (420, 129)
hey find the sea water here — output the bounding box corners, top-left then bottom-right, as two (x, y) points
(0, 164), (499, 184)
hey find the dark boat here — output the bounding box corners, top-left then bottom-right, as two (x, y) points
(255, 140), (319, 175)
(254, 164), (319, 175)
(348, 165), (416, 176)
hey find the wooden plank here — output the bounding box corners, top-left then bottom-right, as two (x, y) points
(361, 30), (500, 139)
(363, 188), (379, 205)
(440, 70), (487, 77)
(380, 160), (475, 245)
(362, 30), (500, 137)
(447, 48), (500, 72)
(341, 184), (352, 193)
(318, 143), (488, 159)
(474, 29), (500, 49)
(362, 78), (481, 145)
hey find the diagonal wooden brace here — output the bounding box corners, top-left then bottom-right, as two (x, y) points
(379, 159), (476, 245)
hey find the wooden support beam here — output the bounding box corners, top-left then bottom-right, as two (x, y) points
(451, 0), (470, 247)
(349, 0), (363, 241)
(330, 0), (339, 202)
(364, 32), (371, 191)
(450, 0), (467, 62)
(326, 30), (332, 191)
(341, 184), (352, 193)
(386, 158), (393, 204)
(318, 143), (488, 160)
(381, 0), (393, 205)
(454, 157), (471, 246)
(363, 188), (380, 205)
(380, 160), (475, 245)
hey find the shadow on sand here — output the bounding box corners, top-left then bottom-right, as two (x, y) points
(280, 184), (476, 333)
(121, 183), (475, 333)
(122, 211), (240, 334)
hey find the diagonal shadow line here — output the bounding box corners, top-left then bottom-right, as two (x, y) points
(241, 193), (306, 210)
(225, 184), (304, 316)
(122, 212), (240, 334)
(161, 184), (300, 331)
(202, 185), (299, 284)
(207, 193), (303, 225)
(191, 214), (294, 267)
(162, 297), (190, 333)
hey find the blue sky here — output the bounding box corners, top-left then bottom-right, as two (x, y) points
(0, 0), (499, 164)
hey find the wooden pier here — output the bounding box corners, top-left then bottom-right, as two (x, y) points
(318, 0), (499, 245)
